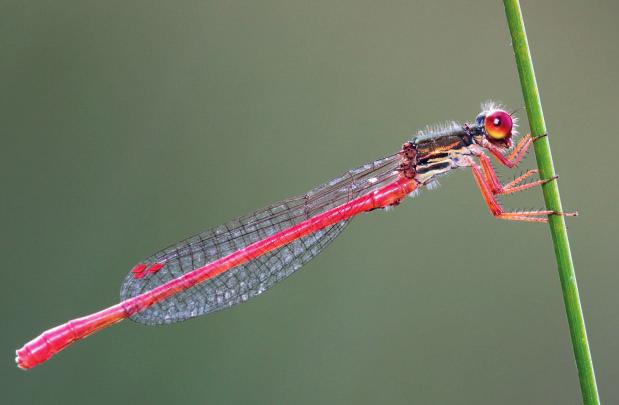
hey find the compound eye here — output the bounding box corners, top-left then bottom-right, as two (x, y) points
(484, 110), (513, 140)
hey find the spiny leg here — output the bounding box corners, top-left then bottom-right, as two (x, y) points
(484, 133), (533, 168)
(493, 214), (549, 223)
(501, 175), (558, 195)
(507, 133), (532, 161)
(470, 163), (575, 223)
(500, 211), (562, 223)
(477, 152), (555, 196)
(503, 170), (539, 190)
(485, 133), (548, 169)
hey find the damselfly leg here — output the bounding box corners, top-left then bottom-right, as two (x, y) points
(478, 154), (551, 195)
(470, 133), (576, 223)
(481, 133), (533, 168)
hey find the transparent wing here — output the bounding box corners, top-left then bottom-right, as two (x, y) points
(120, 153), (401, 325)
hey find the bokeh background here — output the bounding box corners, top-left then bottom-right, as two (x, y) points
(2, 1), (617, 404)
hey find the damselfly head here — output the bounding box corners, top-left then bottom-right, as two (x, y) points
(474, 106), (515, 149)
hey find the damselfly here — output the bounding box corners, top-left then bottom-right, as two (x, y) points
(16, 102), (575, 369)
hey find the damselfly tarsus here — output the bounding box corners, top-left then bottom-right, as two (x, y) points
(16, 102), (575, 369)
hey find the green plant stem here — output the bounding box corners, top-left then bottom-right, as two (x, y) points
(502, 1), (599, 404)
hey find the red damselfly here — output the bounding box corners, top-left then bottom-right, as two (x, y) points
(16, 102), (575, 369)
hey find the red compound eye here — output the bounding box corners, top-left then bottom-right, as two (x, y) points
(484, 110), (513, 140)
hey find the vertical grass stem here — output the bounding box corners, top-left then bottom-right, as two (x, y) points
(502, 1), (600, 403)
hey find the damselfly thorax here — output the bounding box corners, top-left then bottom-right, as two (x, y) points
(402, 123), (476, 186)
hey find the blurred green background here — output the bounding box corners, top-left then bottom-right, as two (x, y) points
(2, 1), (617, 404)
